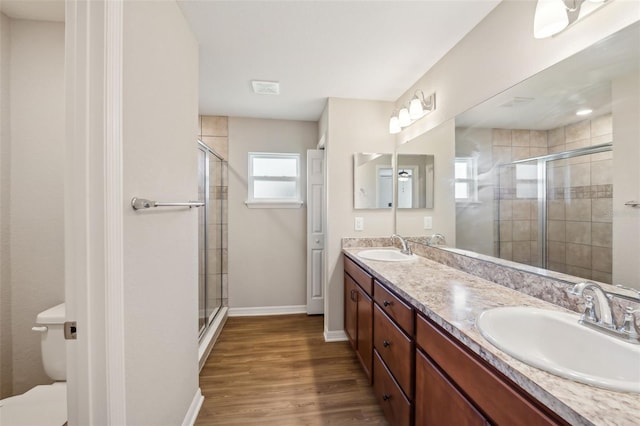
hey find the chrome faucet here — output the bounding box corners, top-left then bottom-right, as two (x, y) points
(391, 234), (412, 255)
(570, 281), (614, 328)
(569, 281), (640, 344)
(427, 233), (446, 246)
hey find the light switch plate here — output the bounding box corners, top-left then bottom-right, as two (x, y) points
(424, 216), (433, 230)
(355, 217), (364, 231)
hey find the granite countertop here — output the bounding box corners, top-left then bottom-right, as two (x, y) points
(343, 248), (640, 426)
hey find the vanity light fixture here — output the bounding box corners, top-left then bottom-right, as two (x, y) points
(388, 91), (436, 134)
(533, 0), (609, 39)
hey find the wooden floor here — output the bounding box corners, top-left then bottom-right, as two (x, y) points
(196, 314), (388, 425)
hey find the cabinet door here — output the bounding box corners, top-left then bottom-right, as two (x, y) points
(415, 349), (489, 426)
(344, 273), (358, 350)
(356, 286), (373, 382)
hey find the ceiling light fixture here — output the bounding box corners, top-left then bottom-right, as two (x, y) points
(576, 108), (593, 116)
(389, 91), (436, 134)
(533, 0), (609, 39)
(251, 80), (280, 95)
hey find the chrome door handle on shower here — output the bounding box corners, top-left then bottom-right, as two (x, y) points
(131, 197), (204, 210)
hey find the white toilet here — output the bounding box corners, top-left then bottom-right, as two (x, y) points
(0, 303), (68, 426)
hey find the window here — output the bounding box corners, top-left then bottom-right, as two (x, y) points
(246, 152), (302, 208)
(454, 157), (478, 202)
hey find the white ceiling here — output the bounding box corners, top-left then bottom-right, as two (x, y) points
(1, 0), (502, 122)
(177, 0), (501, 122)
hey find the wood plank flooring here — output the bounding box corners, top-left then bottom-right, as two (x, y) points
(196, 314), (388, 425)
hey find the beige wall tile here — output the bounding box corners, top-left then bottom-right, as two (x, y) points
(566, 265), (591, 280)
(512, 241), (531, 263)
(590, 151), (612, 162)
(565, 221), (591, 245)
(512, 146), (531, 161)
(530, 130), (547, 148)
(566, 138), (591, 152)
(568, 162), (591, 187)
(511, 130), (531, 147)
(547, 220), (566, 242)
(548, 144), (566, 154)
(592, 246), (612, 273)
(590, 134), (612, 145)
(565, 199), (591, 221)
(201, 136), (228, 160)
(499, 200), (512, 220)
(492, 146), (512, 164)
(548, 165), (567, 189)
(547, 261), (567, 274)
(591, 222), (612, 248)
(565, 243), (591, 269)
(565, 120), (590, 143)
(512, 220), (531, 241)
(530, 147), (548, 157)
(500, 242), (513, 260)
(201, 115), (228, 137)
(492, 129), (512, 146)
(591, 270), (612, 284)
(499, 221), (512, 241)
(512, 200), (531, 220)
(530, 220), (539, 241)
(592, 198), (612, 223)
(547, 241), (566, 263)
(547, 200), (565, 220)
(591, 114), (612, 137)
(591, 159), (612, 185)
(498, 165), (514, 188)
(547, 127), (565, 147)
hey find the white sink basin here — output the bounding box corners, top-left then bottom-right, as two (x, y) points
(477, 306), (640, 393)
(357, 249), (417, 262)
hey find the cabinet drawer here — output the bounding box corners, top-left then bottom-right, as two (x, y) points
(374, 280), (413, 335)
(374, 304), (413, 398)
(344, 255), (373, 296)
(373, 350), (412, 426)
(415, 314), (566, 426)
(415, 349), (488, 426)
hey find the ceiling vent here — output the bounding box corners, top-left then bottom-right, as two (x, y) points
(251, 80), (280, 95)
(499, 97), (534, 108)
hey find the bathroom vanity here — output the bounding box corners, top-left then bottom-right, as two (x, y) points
(342, 247), (640, 426)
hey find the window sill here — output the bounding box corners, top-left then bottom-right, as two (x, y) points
(245, 200), (304, 209)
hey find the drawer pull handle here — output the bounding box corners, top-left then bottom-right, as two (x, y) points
(383, 300), (392, 307)
(383, 340), (391, 348)
(382, 393), (391, 401)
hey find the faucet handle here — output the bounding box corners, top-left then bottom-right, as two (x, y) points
(618, 307), (640, 337)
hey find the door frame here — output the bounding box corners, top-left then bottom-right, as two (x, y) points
(65, 0), (127, 424)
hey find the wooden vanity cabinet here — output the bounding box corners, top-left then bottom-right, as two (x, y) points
(415, 313), (568, 426)
(344, 256), (373, 382)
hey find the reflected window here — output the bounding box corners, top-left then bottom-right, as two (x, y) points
(248, 152), (301, 203)
(455, 157), (478, 202)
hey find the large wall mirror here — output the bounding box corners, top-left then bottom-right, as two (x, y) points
(354, 153), (393, 209)
(401, 22), (640, 289)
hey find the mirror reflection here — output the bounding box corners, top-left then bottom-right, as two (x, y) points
(452, 22), (639, 286)
(397, 154), (434, 209)
(353, 153), (393, 209)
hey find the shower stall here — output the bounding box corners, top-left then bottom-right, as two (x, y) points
(496, 143), (613, 283)
(197, 140), (227, 339)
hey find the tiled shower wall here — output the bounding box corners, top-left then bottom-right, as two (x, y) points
(199, 116), (229, 309)
(492, 114), (613, 283)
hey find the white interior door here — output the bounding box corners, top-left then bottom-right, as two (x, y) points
(306, 149), (325, 315)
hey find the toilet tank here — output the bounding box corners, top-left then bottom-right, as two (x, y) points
(36, 303), (67, 381)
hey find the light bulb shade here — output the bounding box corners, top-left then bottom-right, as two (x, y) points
(389, 116), (401, 134)
(533, 0), (569, 39)
(409, 97), (424, 120)
(398, 107), (411, 127)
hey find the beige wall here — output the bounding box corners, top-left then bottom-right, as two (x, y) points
(228, 117), (318, 310)
(612, 72), (640, 288)
(122, 2), (200, 424)
(0, 12), (11, 398)
(395, 120), (456, 241)
(325, 98), (395, 334)
(0, 17), (65, 397)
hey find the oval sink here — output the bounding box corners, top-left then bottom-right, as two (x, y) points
(357, 249), (417, 262)
(477, 306), (640, 393)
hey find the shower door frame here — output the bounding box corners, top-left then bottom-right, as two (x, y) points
(504, 142), (613, 269)
(197, 140), (225, 339)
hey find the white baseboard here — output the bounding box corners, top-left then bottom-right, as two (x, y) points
(181, 387), (204, 426)
(198, 307), (229, 371)
(324, 329), (348, 342)
(228, 305), (307, 317)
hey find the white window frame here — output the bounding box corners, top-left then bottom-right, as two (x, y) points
(245, 152), (303, 208)
(455, 157), (479, 203)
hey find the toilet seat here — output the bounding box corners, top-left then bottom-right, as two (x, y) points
(0, 382), (67, 426)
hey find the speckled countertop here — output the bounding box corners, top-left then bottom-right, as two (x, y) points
(343, 248), (640, 426)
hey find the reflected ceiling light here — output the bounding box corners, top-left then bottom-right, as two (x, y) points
(398, 170), (410, 182)
(533, 0), (609, 39)
(576, 108), (593, 116)
(388, 92), (436, 134)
